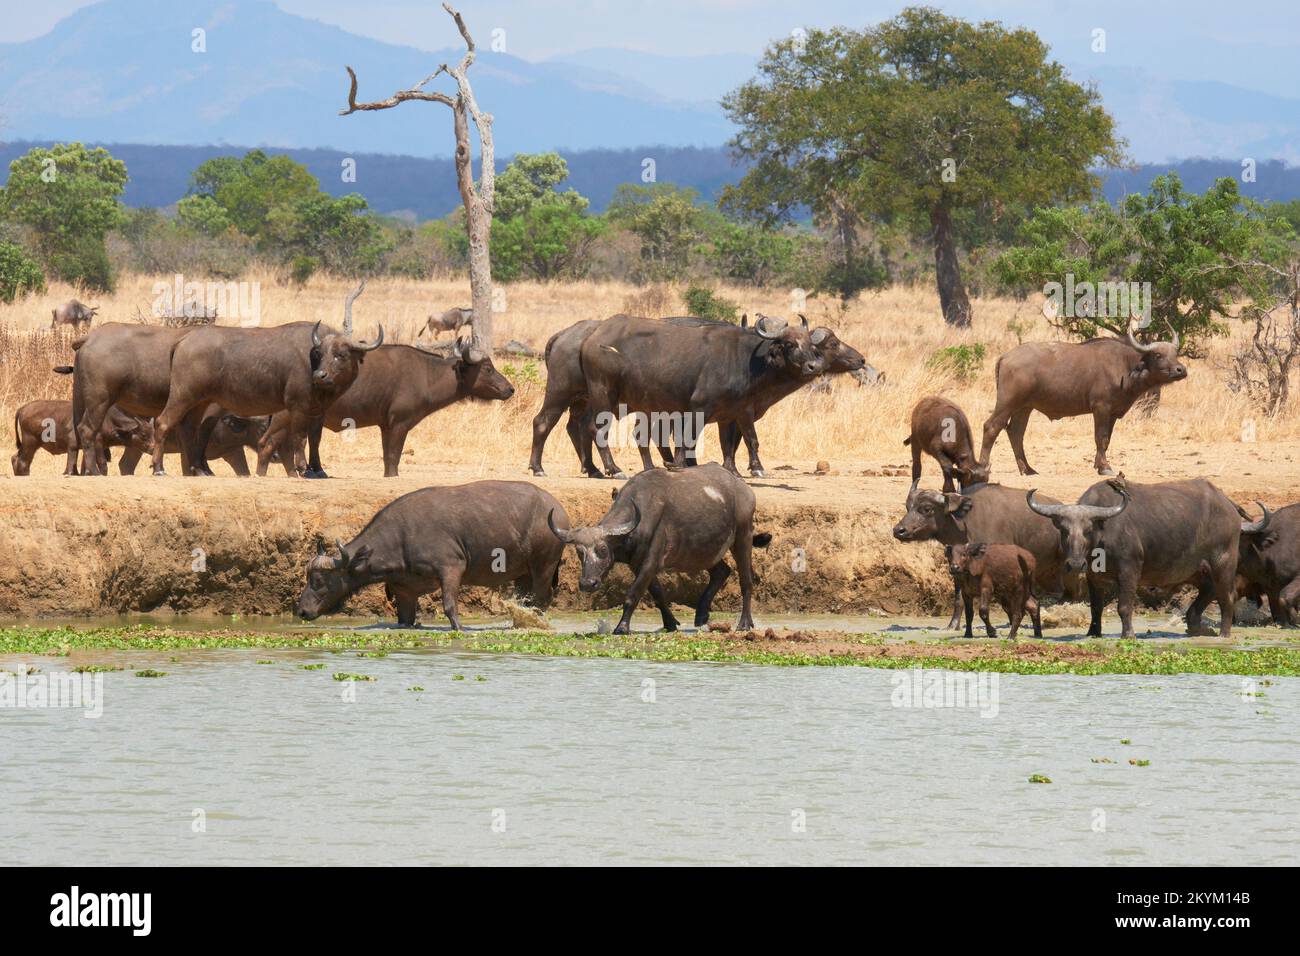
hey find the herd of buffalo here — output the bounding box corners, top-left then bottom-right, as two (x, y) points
(10, 304), (1298, 637)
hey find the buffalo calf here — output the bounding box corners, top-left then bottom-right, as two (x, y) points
(296, 480), (569, 629)
(905, 396), (989, 492)
(946, 542), (1042, 639)
(12, 400), (150, 476)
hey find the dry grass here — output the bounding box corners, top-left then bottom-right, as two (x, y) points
(1, 270), (1296, 481)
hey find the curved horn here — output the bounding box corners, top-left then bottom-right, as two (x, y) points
(1166, 319), (1179, 353)
(1242, 501), (1271, 535)
(315, 539), (328, 556)
(1026, 489), (1068, 518)
(799, 313), (809, 329)
(352, 323), (384, 352)
(311, 320), (323, 347)
(603, 501), (641, 537)
(546, 509), (574, 544)
(1076, 493), (1130, 521)
(754, 315), (786, 339)
(906, 478), (921, 509)
(1125, 326), (1158, 353)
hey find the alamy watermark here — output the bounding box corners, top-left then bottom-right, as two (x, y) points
(1, 668), (103, 718)
(1043, 275), (1151, 325)
(594, 405), (706, 451)
(890, 668), (999, 718)
(151, 274), (261, 326)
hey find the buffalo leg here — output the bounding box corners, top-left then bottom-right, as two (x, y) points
(12, 435), (37, 476)
(305, 417), (327, 478)
(380, 424), (409, 478)
(1027, 594), (1042, 638)
(527, 552), (562, 609)
(586, 383), (627, 478)
(962, 592), (975, 639)
(222, 449), (251, 476)
(183, 408), (214, 476)
(1211, 556), (1236, 640)
(614, 550), (664, 635)
(569, 402), (603, 478)
(528, 393), (571, 477)
(1278, 577), (1300, 625)
(117, 446), (143, 476)
(1092, 411), (1117, 475)
(1116, 565), (1139, 640)
(1087, 579), (1106, 637)
(1006, 597), (1023, 640)
(1186, 567), (1218, 636)
(76, 398), (114, 476)
(978, 585), (997, 638)
(439, 566), (464, 631)
(1005, 407), (1036, 476)
(733, 530), (756, 631)
(977, 405), (1014, 475)
(393, 590), (419, 628)
(694, 561), (732, 627)
(647, 581), (680, 632)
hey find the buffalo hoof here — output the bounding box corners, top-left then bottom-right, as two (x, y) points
(303, 468), (329, 479)
(662, 618), (680, 632)
(693, 612), (710, 628)
(1018, 464), (1038, 476)
(1185, 623), (1218, 637)
(750, 470), (768, 479)
(612, 622), (631, 636)
(945, 617), (962, 631)
(608, 471), (628, 480)
(1098, 466), (1116, 476)
(530, 468), (546, 477)
(152, 469), (166, 477)
(737, 616), (754, 631)
(583, 469), (603, 479)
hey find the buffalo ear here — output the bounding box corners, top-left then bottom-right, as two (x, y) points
(315, 539), (328, 557)
(943, 545), (953, 558)
(970, 543), (988, 557)
(945, 494), (973, 519)
(348, 544), (373, 575)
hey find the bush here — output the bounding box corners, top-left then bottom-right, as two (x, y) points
(0, 241), (46, 303)
(289, 255), (319, 286)
(683, 284), (740, 324)
(49, 235), (114, 292)
(927, 343), (987, 381)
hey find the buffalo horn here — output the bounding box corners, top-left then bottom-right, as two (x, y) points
(1241, 501), (1271, 534)
(546, 509), (574, 543)
(603, 502), (641, 537)
(351, 324), (384, 352)
(1025, 489), (1068, 518)
(312, 320), (324, 347)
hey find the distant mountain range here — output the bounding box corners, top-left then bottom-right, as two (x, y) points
(2, 0), (1298, 165)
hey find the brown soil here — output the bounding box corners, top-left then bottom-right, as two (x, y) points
(1, 457), (1293, 620)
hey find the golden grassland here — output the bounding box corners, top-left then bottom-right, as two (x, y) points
(0, 269), (1291, 484)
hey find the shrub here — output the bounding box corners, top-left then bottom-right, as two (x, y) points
(683, 284), (740, 324)
(0, 241), (46, 303)
(927, 343), (987, 381)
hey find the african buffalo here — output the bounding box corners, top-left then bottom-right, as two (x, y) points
(256, 339), (513, 477)
(295, 480), (569, 629)
(946, 542), (1042, 640)
(548, 463), (771, 633)
(905, 396), (989, 492)
(893, 480), (1065, 630)
(1234, 502), (1298, 625)
(150, 320), (382, 477)
(11, 400), (151, 476)
(117, 414), (273, 476)
(50, 300), (98, 330)
(60, 323), (197, 475)
(979, 326), (1187, 476)
(1026, 478), (1267, 639)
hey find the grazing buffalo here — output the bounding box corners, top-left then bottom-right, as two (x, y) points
(295, 480), (569, 629)
(1234, 502), (1297, 625)
(59, 323), (197, 475)
(150, 320), (382, 477)
(529, 314), (864, 478)
(946, 543), (1042, 640)
(257, 339), (513, 477)
(11, 400), (151, 476)
(118, 414), (273, 476)
(905, 396), (989, 492)
(51, 300), (99, 330)
(548, 464), (771, 633)
(419, 307), (472, 340)
(1026, 478), (1267, 639)
(979, 327), (1187, 476)
(893, 480), (1064, 629)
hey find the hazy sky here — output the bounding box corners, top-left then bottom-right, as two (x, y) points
(7, 0), (1299, 98)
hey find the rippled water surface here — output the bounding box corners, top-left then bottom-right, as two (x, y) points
(3, 648), (1296, 865)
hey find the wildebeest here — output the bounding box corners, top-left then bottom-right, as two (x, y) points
(1235, 502), (1300, 626)
(547, 464), (771, 633)
(419, 307), (473, 340)
(295, 480), (570, 629)
(893, 480), (1064, 629)
(979, 326), (1187, 476)
(1026, 478), (1267, 639)
(11, 400), (151, 476)
(50, 300), (98, 330)
(149, 320), (382, 477)
(529, 314), (864, 478)
(59, 323), (198, 475)
(256, 339), (513, 477)
(905, 396), (989, 492)
(117, 414), (273, 476)
(946, 542), (1042, 639)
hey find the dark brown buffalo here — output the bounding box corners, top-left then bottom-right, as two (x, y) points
(1234, 502), (1296, 625)
(51, 299), (98, 330)
(548, 463), (771, 634)
(529, 314), (864, 478)
(979, 328), (1187, 476)
(150, 320), (382, 477)
(61, 323), (197, 475)
(946, 542), (1042, 639)
(295, 480), (569, 629)
(893, 480), (1064, 630)
(905, 396), (989, 492)
(1026, 478), (1267, 639)
(11, 400), (150, 476)
(256, 339), (513, 477)
(117, 414), (273, 476)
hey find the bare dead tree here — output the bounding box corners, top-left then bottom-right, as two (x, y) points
(340, 3), (495, 350)
(342, 279), (366, 336)
(1224, 258), (1300, 417)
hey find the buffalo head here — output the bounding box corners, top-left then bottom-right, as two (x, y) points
(1123, 324), (1186, 385)
(1026, 489), (1129, 574)
(548, 504), (640, 591)
(893, 480), (973, 541)
(310, 321), (384, 390)
(453, 339), (515, 401)
(752, 314), (825, 378)
(805, 320), (867, 373)
(296, 538), (373, 620)
(947, 542), (988, 578)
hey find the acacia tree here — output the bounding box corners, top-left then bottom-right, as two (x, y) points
(721, 6), (1124, 326)
(341, 3), (495, 349)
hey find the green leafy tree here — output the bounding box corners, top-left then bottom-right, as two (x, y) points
(0, 142), (127, 290)
(176, 194), (234, 236)
(0, 241), (46, 303)
(494, 153), (587, 219)
(490, 153), (603, 281)
(721, 6), (1124, 325)
(996, 175), (1296, 350)
(188, 150), (319, 241)
(606, 183), (707, 282)
(266, 193), (392, 277)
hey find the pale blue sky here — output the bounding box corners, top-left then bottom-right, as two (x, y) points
(7, 0), (1299, 98)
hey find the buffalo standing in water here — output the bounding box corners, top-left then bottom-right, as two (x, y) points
(549, 463), (771, 634)
(296, 481), (570, 629)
